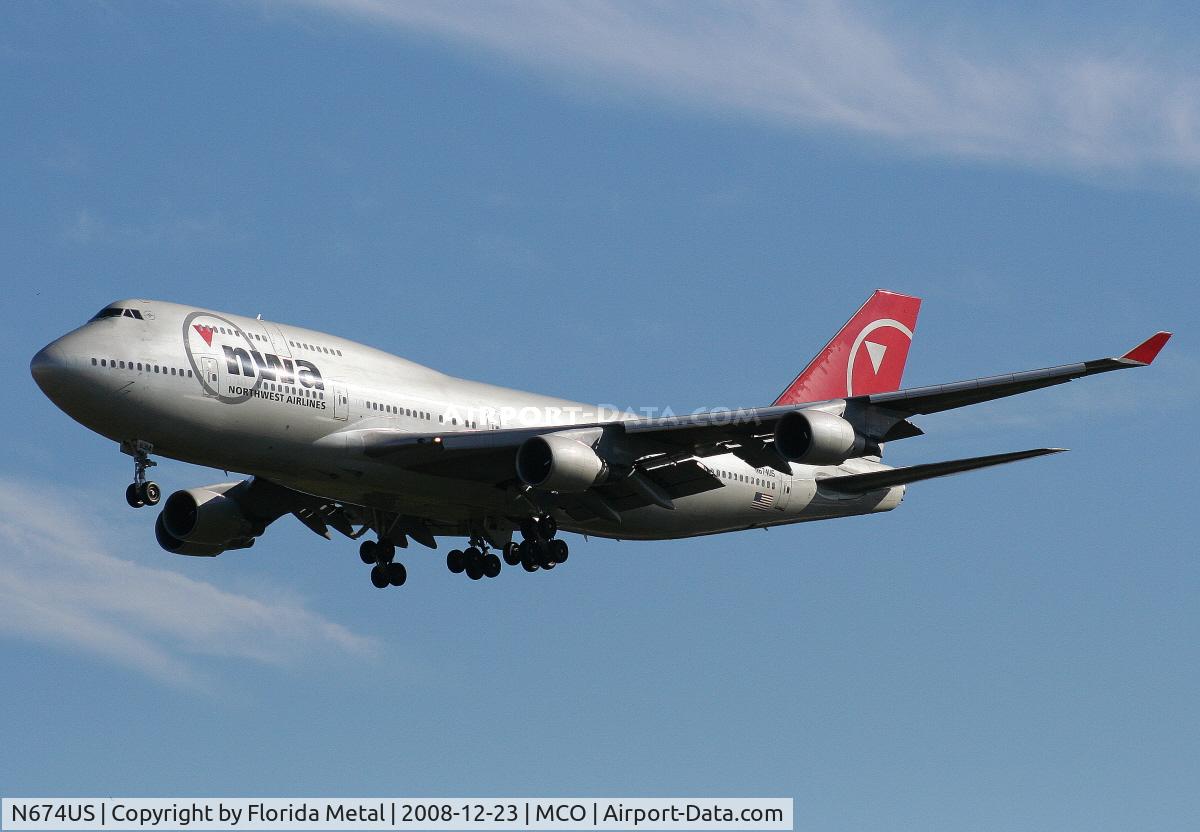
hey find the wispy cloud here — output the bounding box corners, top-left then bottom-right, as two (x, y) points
(60, 207), (239, 247)
(301, 0), (1200, 180)
(0, 477), (373, 690)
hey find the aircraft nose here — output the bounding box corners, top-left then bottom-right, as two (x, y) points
(30, 341), (69, 394)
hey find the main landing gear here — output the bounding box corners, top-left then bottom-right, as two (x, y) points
(512, 515), (568, 573)
(446, 537), (503, 581)
(124, 440), (161, 509)
(359, 538), (407, 589)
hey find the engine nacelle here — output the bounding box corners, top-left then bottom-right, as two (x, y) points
(156, 482), (257, 556)
(774, 409), (868, 465)
(516, 432), (608, 492)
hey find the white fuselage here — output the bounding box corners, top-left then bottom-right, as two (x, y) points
(33, 299), (904, 541)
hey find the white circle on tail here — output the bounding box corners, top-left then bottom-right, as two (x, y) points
(846, 318), (914, 396)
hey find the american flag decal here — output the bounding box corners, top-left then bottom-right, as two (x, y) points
(751, 491), (775, 511)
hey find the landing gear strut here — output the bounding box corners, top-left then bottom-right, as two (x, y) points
(124, 440), (160, 509)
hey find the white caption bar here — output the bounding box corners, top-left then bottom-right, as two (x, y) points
(2, 799), (791, 831)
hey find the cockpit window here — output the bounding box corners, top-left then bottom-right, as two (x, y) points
(90, 306), (144, 321)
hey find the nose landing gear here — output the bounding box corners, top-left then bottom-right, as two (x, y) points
(123, 440), (160, 508)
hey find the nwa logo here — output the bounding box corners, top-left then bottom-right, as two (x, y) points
(845, 317), (914, 397)
(182, 311), (324, 405)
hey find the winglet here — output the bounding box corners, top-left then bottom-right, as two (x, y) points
(1121, 331), (1172, 365)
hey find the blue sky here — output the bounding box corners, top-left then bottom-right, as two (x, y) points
(1, 2), (1197, 830)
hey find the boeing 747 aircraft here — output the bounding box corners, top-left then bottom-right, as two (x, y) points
(30, 291), (1170, 590)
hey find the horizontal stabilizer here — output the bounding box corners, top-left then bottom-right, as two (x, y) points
(819, 448), (1067, 493)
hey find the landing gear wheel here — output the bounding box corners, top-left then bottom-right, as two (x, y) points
(519, 518), (538, 541)
(465, 546), (482, 571)
(483, 552), (502, 578)
(370, 565), (389, 588)
(465, 559), (484, 580)
(519, 541), (539, 571)
(359, 540), (378, 564)
(447, 549), (465, 573)
(537, 515), (558, 539)
(536, 541), (556, 569)
(386, 562), (407, 587)
(376, 541), (396, 565)
(502, 541), (521, 566)
(551, 539), (568, 563)
(138, 481), (161, 506)
(126, 483), (144, 508)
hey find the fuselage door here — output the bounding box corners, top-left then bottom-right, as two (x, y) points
(333, 383), (349, 420)
(264, 324), (292, 358)
(200, 356), (220, 397)
(775, 469), (792, 511)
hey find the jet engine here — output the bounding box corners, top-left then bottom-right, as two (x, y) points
(516, 432), (608, 492)
(774, 410), (869, 465)
(155, 482), (258, 557)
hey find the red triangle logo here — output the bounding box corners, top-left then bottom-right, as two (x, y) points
(193, 324), (214, 346)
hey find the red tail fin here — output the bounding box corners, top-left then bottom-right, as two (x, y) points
(772, 289), (922, 405)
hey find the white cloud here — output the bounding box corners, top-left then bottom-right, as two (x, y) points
(60, 207), (234, 247)
(300, 0), (1200, 179)
(0, 478), (373, 690)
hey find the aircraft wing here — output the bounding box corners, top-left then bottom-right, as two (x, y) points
(860, 331), (1172, 416)
(352, 332), (1170, 503)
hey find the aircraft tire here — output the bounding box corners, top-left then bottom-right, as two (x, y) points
(465, 561), (484, 580)
(139, 481), (161, 506)
(502, 541), (521, 566)
(376, 541), (395, 565)
(537, 515), (558, 540)
(519, 518), (538, 541)
(125, 483), (144, 508)
(387, 562), (407, 587)
(370, 565), (389, 588)
(551, 539), (568, 562)
(465, 546), (482, 570)
(483, 553), (502, 578)
(447, 549), (465, 573)
(359, 540), (377, 564)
